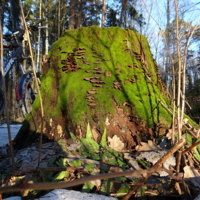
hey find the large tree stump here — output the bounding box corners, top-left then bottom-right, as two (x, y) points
(14, 26), (172, 150)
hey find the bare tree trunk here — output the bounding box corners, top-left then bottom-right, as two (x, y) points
(101, 0), (106, 27)
(69, 0), (76, 30)
(77, 0), (82, 29)
(181, 23), (200, 126)
(19, 0), (45, 167)
(10, 0), (15, 31)
(0, 0), (5, 27)
(57, 0), (60, 38)
(174, 0), (182, 140)
(165, 0), (170, 90)
(45, 0), (49, 55)
(12, 67), (16, 119)
(36, 0), (42, 71)
(119, 0), (129, 28)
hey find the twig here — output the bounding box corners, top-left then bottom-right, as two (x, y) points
(162, 168), (183, 181)
(0, 168), (165, 193)
(186, 152), (194, 168)
(158, 98), (173, 115)
(158, 98), (199, 139)
(122, 139), (185, 200)
(182, 141), (200, 155)
(175, 182), (182, 195)
(180, 91), (192, 110)
(176, 150), (182, 173)
(19, 0), (44, 167)
(158, 98), (175, 144)
(196, 124), (200, 138)
(184, 125), (198, 140)
(182, 180), (193, 200)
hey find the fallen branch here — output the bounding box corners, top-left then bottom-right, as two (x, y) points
(0, 168), (167, 193)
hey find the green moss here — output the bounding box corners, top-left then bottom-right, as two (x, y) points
(36, 26), (173, 128)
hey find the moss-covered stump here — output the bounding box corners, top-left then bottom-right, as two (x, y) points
(14, 26), (173, 150)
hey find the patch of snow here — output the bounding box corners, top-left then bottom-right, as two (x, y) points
(3, 197), (21, 200)
(194, 194), (200, 200)
(0, 123), (22, 128)
(0, 124), (22, 146)
(136, 150), (176, 177)
(3, 189), (117, 200)
(36, 189), (117, 200)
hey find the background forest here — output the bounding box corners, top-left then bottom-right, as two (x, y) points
(1, 1), (200, 199)
(1, 0), (200, 123)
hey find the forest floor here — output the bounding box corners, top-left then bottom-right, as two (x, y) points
(0, 124), (200, 200)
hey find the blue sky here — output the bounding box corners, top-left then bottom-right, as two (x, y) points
(132, 0), (200, 60)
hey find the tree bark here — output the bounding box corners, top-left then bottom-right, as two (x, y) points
(174, 0), (182, 140)
(45, 0), (49, 55)
(57, 0), (61, 38)
(77, 0), (82, 29)
(165, 0), (170, 90)
(36, 0), (42, 71)
(119, 0), (129, 28)
(101, 0), (106, 27)
(69, 0), (77, 30)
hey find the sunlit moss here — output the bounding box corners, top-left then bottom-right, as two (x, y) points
(32, 26), (173, 128)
